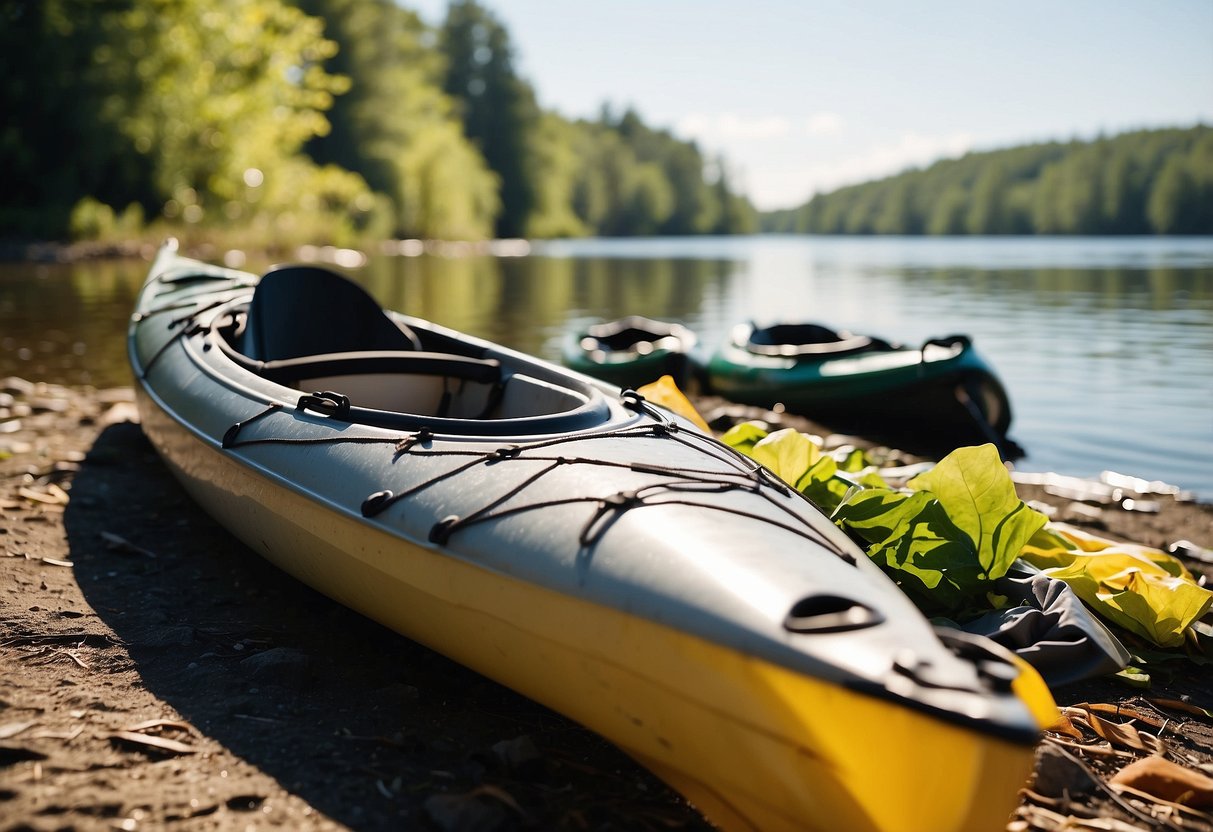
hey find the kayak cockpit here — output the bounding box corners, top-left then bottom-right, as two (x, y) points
(741, 322), (891, 358)
(580, 316), (695, 356)
(213, 264), (613, 435)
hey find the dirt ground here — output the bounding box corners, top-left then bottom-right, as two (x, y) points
(1, 379), (1211, 832)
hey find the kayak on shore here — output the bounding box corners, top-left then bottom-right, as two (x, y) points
(706, 321), (1021, 459)
(129, 240), (1050, 832)
(561, 315), (697, 389)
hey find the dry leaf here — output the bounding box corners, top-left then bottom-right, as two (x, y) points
(1083, 701), (1167, 729)
(1046, 714), (1085, 741)
(1110, 756), (1213, 808)
(1061, 705), (1166, 754)
(1087, 712), (1163, 754)
(1149, 697), (1213, 721)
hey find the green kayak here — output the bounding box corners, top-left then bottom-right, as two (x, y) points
(562, 315), (697, 389)
(706, 322), (1020, 459)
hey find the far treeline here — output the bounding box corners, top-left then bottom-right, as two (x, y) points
(764, 126), (1213, 236)
(1, 0), (755, 246)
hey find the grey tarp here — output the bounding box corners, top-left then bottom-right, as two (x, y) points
(962, 563), (1131, 687)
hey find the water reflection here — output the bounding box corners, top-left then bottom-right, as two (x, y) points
(0, 237), (1209, 495)
(0, 260), (144, 388)
(356, 254), (735, 358)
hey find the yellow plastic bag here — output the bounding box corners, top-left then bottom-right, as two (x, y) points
(637, 375), (711, 434)
(1021, 524), (1213, 648)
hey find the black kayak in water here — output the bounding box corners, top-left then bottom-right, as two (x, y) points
(706, 322), (1022, 459)
(562, 315), (697, 389)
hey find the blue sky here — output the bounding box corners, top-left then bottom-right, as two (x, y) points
(405, 0), (1213, 210)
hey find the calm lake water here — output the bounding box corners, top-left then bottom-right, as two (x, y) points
(2, 236), (1211, 497)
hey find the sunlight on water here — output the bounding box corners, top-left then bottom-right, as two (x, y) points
(2, 236), (1210, 496)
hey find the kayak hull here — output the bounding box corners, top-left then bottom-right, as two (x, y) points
(129, 243), (1045, 831)
(139, 387), (1034, 832)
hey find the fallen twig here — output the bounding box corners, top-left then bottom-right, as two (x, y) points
(109, 730), (196, 755)
(100, 531), (157, 558)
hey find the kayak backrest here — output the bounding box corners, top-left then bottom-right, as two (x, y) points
(242, 265), (421, 361)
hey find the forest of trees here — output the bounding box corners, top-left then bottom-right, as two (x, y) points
(3, 0), (1208, 246)
(0, 0), (755, 245)
(763, 126), (1213, 236)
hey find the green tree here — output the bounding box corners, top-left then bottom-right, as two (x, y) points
(711, 159), (756, 234)
(441, 0), (538, 237)
(967, 164), (1007, 234)
(927, 186), (968, 235)
(1147, 156), (1192, 234)
(610, 108), (726, 234)
(874, 176), (916, 235)
(524, 112), (588, 238)
(297, 0), (498, 239)
(0, 0), (137, 236)
(767, 126), (1211, 237)
(91, 0), (377, 243)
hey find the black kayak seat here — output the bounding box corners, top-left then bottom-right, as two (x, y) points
(242, 265), (421, 361)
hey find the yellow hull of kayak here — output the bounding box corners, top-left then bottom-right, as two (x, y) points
(139, 390), (1038, 832)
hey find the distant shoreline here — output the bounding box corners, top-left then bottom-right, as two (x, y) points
(7, 231), (1213, 266)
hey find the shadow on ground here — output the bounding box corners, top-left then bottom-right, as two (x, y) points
(65, 420), (710, 831)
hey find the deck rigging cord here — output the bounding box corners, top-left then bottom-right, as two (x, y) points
(137, 287), (855, 565)
(219, 391), (854, 564)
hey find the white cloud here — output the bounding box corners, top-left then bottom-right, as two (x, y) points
(745, 131), (977, 209)
(676, 113), (792, 142)
(673, 115), (978, 209)
(805, 112), (844, 135)
(825, 131), (975, 191)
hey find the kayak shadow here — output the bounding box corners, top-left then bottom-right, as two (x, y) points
(65, 420), (710, 829)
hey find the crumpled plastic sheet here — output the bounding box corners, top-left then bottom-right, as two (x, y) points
(962, 563), (1131, 687)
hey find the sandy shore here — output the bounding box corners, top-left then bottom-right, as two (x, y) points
(1, 380), (1210, 831)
